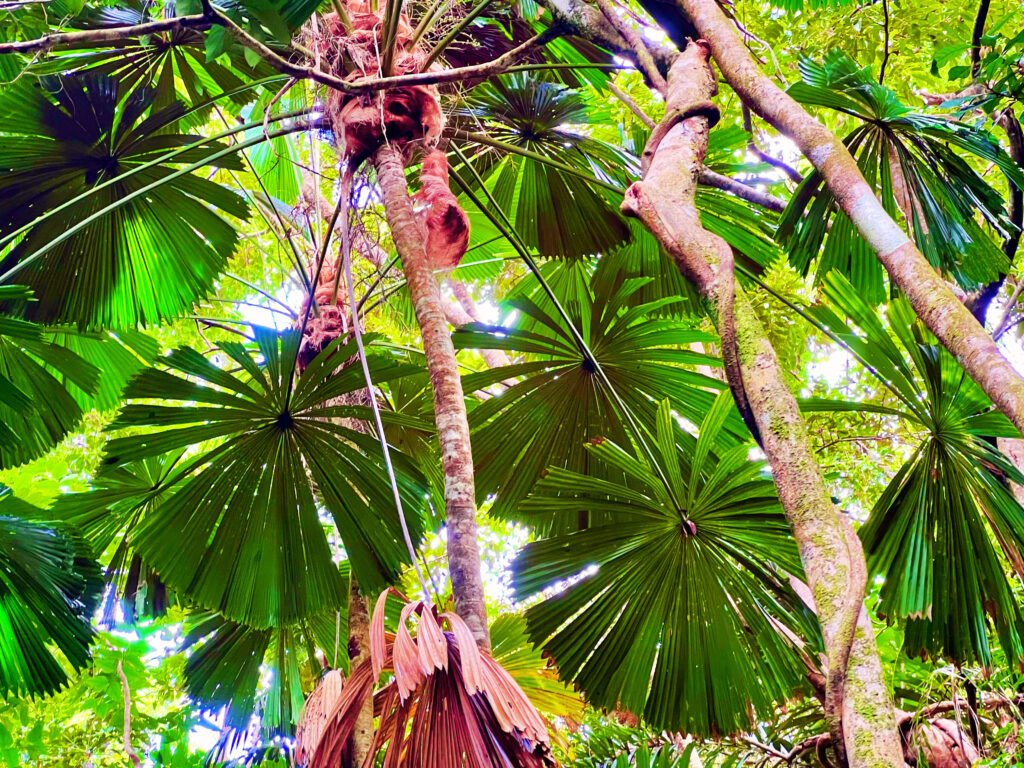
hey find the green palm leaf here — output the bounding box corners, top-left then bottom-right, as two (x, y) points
(512, 398), (809, 735)
(0, 486), (102, 699)
(779, 50), (1024, 303)
(101, 327), (429, 627)
(50, 452), (183, 623)
(454, 74), (633, 260)
(0, 314), (100, 470)
(183, 603), (345, 734)
(0, 73), (249, 328)
(29, 0), (276, 116)
(453, 266), (746, 521)
(805, 272), (1024, 666)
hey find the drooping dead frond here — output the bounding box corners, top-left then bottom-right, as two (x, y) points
(298, 591), (554, 768)
(296, 669), (347, 766)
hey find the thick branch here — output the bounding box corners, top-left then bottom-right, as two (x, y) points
(532, 0), (676, 73)
(620, 42), (903, 768)
(679, 0), (1024, 441)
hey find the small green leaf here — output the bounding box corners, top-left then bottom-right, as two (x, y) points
(205, 27), (230, 62)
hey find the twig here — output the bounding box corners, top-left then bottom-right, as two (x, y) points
(742, 105), (803, 183)
(878, 0), (890, 84)
(420, 0), (496, 71)
(346, 27), (562, 93)
(116, 659), (142, 768)
(698, 168), (787, 212)
(971, 0), (991, 80)
(609, 80), (656, 128)
(994, 280), (1024, 340)
(741, 736), (789, 762)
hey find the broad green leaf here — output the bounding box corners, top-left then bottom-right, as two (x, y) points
(512, 401), (809, 735)
(0, 487), (101, 699)
(101, 328), (428, 627)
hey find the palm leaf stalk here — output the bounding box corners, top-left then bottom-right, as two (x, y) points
(618, 41), (903, 767)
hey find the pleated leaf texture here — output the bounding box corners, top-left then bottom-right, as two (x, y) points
(512, 396), (813, 736)
(805, 272), (1024, 667)
(100, 327), (429, 628)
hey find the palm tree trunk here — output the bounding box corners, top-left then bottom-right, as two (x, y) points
(622, 42), (903, 768)
(347, 582), (374, 764)
(372, 142), (490, 651)
(676, 0), (1024, 438)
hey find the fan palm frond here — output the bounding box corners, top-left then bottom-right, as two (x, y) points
(453, 265), (746, 521)
(805, 272), (1024, 666)
(779, 50), (1024, 303)
(0, 487), (102, 699)
(100, 327), (430, 627)
(0, 73), (249, 328)
(512, 398), (810, 735)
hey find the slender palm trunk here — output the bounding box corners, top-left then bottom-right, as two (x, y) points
(622, 42), (903, 768)
(372, 142), (490, 651)
(347, 583), (374, 763)
(677, 0), (1024, 438)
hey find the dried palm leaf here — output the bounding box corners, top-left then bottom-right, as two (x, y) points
(299, 590), (553, 768)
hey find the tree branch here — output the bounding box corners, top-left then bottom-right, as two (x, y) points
(971, 0), (991, 80)
(0, 13), (212, 54)
(609, 80), (657, 128)
(0, 12), (560, 99)
(878, 0), (890, 84)
(742, 105), (803, 183)
(698, 168), (787, 212)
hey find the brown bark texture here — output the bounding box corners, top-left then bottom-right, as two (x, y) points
(620, 42), (903, 768)
(373, 143), (490, 651)
(677, 0), (1024, 439)
(347, 582), (374, 765)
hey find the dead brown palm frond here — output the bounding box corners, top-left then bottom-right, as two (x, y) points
(297, 590), (554, 768)
(296, 669), (348, 767)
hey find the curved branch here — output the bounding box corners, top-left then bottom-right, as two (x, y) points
(971, 0), (991, 80)
(0, 12), (212, 54)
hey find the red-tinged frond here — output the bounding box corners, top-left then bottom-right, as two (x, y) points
(370, 589), (389, 681)
(417, 607), (450, 674)
(295, 669), (347, 766)
(394, 601), (427, 700)
(300, 595), (554, 768)
(444, 611), (484, 694)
